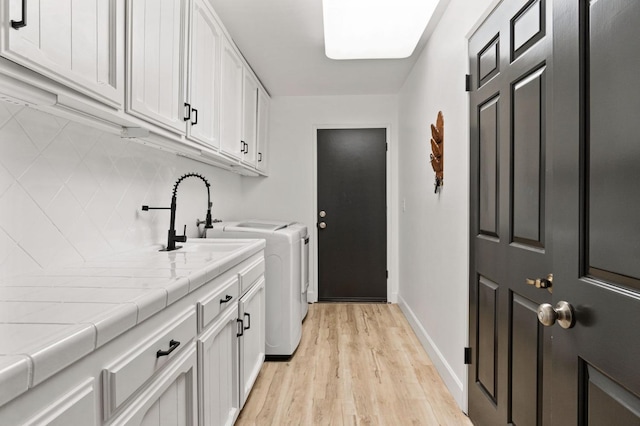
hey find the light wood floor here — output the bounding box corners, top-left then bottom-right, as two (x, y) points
(236, 303), (472, 425)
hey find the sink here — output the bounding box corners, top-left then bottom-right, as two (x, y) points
(178, 239), (251, 254)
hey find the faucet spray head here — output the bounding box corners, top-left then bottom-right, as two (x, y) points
(205, 202), (213, 228)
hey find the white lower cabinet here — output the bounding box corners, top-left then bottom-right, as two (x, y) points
(0, 251), (265, 426)
(238, 278), (266, 408)
(111, 345), (198, 426)
(24, 379), (98, 426)
(198, 263), (266, 425)
(198, 303), (240, 426)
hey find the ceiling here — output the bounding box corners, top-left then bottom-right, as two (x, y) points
(209, 0), (450, 97)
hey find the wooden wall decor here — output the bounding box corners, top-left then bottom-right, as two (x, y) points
(430, 111), (444, 193)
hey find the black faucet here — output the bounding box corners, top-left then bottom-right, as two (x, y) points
(142, 173), (214, 251)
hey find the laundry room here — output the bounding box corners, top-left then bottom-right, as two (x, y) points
(2, 0), (639, 425)
(0, 0), (523, 424)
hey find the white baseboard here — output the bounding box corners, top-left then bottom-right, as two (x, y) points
(398, 296), (465, 410)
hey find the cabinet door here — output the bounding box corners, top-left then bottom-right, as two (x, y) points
(187, 0), (221, 149)
(127, 0), (188, 134)
(256, 88), (270, 173)
(23, 379), (98, 426)
(112, 345), (197, 426)
(238, 278), (265, 408)
(1, 0), (124, 107)
(219, 38), (243, 160)
(241, 70), (258, 166)
(198, 305), (240, 426)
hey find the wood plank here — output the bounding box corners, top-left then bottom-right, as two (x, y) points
(236, 303), (471, 425)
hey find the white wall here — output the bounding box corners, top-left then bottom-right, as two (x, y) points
(397, 0), (496, 411)
(240, 95), (399, 302)
(0, 102), (243, 279)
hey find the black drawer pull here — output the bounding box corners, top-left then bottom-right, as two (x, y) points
(237, 319), (244, 337)
(11, 0), (27, 29)
(183, 102), (191, 121)
(156, 339), (180, 358)
(220, 294), (232, 304)
(244, 312), (251, 330)
(191, 108), (198, 125)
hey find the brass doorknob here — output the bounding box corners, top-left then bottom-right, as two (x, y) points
(537, 301), (575, 329)
(318, 222), (327, 229)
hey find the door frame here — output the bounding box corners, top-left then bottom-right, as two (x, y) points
(311, 124), (396, 304)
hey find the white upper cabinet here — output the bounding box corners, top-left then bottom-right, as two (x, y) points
(219, 38), (244, 160)
(1, 0), (124, 107)
(241, 70), (258, 166)
(1, 0), (269, 175)
(256, 88), (270, 173)
(187, 0), (222, 149)
(127, 0), (188, 134)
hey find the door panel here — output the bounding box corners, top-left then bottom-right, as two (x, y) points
(587, 0), (640, 286)
(317, 128), (387, 302)
(512, 66), (546, 247)
(479, 97), (499, 238)
(583, 363), (640, 425)
(469, 0), (552, 424)
(510, 294), (542, 426)
(476, 276), (498, 401)
(552, 0), (640, 424)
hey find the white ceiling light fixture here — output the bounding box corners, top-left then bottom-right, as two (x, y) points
(322, 0), (439, 60)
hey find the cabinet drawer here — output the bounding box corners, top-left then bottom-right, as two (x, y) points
(102, 308), (197, 418)
(239, 258), (265, 294)
(198, 276), (239, 332)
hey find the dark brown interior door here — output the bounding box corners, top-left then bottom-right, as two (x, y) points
(552, 0), (640, 423)
(317, 128), (387, 302)
(469, 0), (553, 424)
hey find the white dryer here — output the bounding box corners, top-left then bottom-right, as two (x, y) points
(206, 220), (309, 358)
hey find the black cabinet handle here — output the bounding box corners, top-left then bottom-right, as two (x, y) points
(258, 152), (263, 162)
(244, 312), (251, 330)
(183, 102), (191, 121)
(11, 0), (27, 29)
(240, 141), (247, 154)
(191, 108), (198, 125)
(236, 318), (244, 337)
(156, 339), (180, 358)
(220, 294), (232, 304)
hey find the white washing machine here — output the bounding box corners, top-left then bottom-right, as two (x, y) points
(206, 220), (309, 358)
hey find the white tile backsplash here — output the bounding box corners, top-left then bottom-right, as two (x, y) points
(0, 103), (243, 279)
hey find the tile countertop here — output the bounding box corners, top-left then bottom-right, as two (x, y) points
(0, 238), (265, 407)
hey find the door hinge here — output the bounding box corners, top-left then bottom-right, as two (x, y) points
(386, 270), (389, 279)
(464, 347), (472, 364)
(465, 74), (472, 92)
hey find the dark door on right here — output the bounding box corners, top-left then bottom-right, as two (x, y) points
(552, 0), (640, 423)
(469, 0), (640, 424)
(469, 0), (554, 424)
(317, 128), (387, 302)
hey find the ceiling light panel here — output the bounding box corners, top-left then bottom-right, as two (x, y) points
(323, 0), (439, 60)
